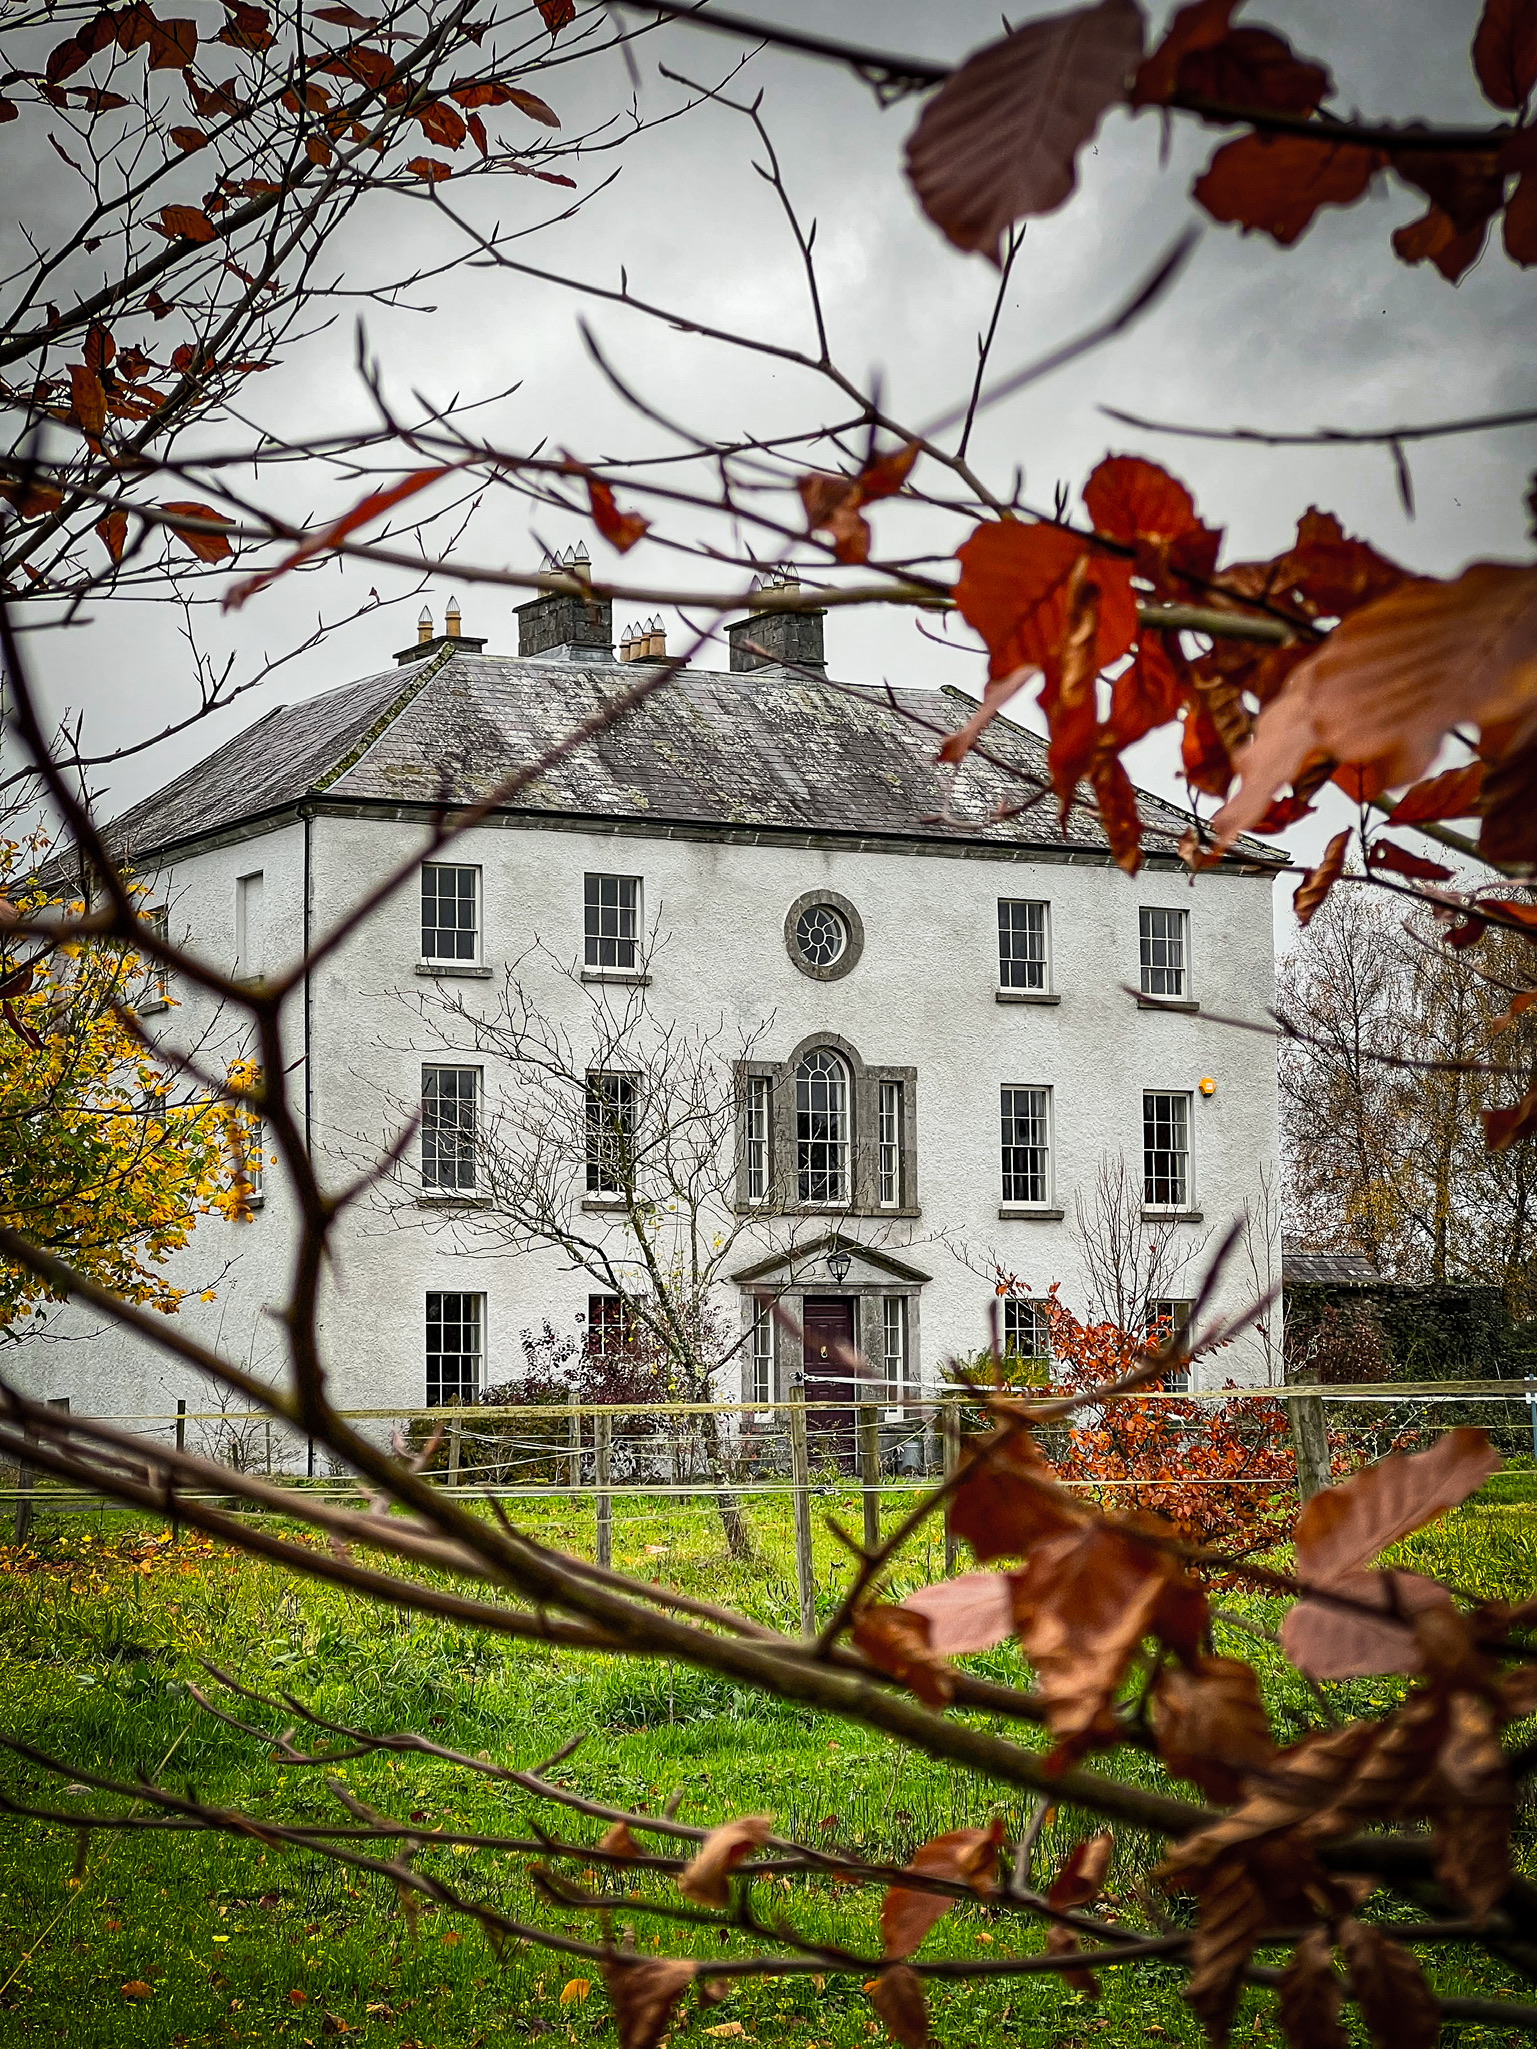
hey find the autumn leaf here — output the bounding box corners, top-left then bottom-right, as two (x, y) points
(603, 1957), (696, 2049)
(1152, 1656), (1274, 1802)
(1108, 632), (1184, 748)
(1473, 0), (1537, 110)
(68, 364), (107, 439)
(163, 501), (234, 562)
(1387, 761), (1485, 823)
(224, 466), (449, 608)
(1292, 827), (1350, 928)
(1433, 1689), (1514, 1915)
(1505, 165), (1537, 263)
(1485, 1086), (1537, 1151)
(676, 1815), (771, 1907)
(1364, 838), (1453, 883)
(96, 510), (129, 563)
(559, 1978), (591, 2005)
(169, 125), (208, 152)
(588, 478), (649, 554)
(158, 204), (217, 242)
(1193, 132), (1386, 246)
(121, 1980), (155, 2001)
(1295, 1428), (1501, 1580)
(1335, 1919), (1440, 2049)
(1173, 26), (1332, 120)
(416, 101), (467, 150)
(1272, 507), (1408, 620)
(1043, 1831), (1113, 1994)
(897, 1570), (1015, 1655)
(1083, 452), (1220, 595)
(598, 1821), (641, 1861)
(904, 0), (1145, 262)
(537, 0), (576, 32)
(1276, 1928), (1347, 2049)
(406, 156), (453, 182)
(1090, 751), (1145, 874)
(1279, 1565), (1454, 1681)
(1181, 1854), (1268, 2043)
(867, 1964), (928, 2049)
(881, 1820), (1003, 1958)
(504, 85), (561, 126)
(1210, 563), (1537, 846)
(946, 1409), (1081, 1563)
(1131, 0), (1235, 104)
(850, 1604), (954, 1709)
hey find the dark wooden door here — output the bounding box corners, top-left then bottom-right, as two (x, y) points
(802, 1296), (858, 1471)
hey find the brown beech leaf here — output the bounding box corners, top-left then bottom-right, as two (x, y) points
(406, 156), (452, 182)
(867, 1963), (928, 2049)
(1210, 563), (1537, 845)
(1280, 1567), (1455, 1680)
(881, 1820), (1004, 1958)
(1393, 200), (1490, 282)
(1182, 1853), (1268, 2044)
(898, 1571), (1015, 1655)
(1130, 0), (1231, 103)
(1365, 837), (1453, 883)
(589, 478), (648, 554)
(1473, 0), (1537, 110)
(1159, 1719), (1382, 1883)
(598, 1821), (641, 1861)
(68, 363), (106, 439)
(603, 1957), (696, 2049)
(851, 1604), (955, 1709)
(158, 203), (217, 242)
(1292, 827), (1350, 929)
(1388, 761), (1486, 823)
(946, 1409), (1081, 1563)
(904, 0), (1145, 262)
(1485, 1086), (1537, 1150)
(676, 1815), (771, 1907)
(1174, 26), (1332, 119)
(1108, 632), (1183, 748)
(1090, 750), (1145, 874)
(416, 100), (467, 150)
(1335, 1919), (1439, 2049)
(1010, 1522), (1194, 1765)
(503, 85), (561, 126)
(96, 509), (128, 563)
(1272, 506), (1409, 620)
(537, 0), (576, 33)
(1152, 1656), (1275, 1801)
(169, 125), (208, 153)
(163, 500), (234, 563)
(1434, 1689), (1514, 1915)
(1043, 1830), (1113, 1995)
(1193, 132), (1386, 246)
(1505, 168), (1537, 263)
(1276, 1927), (1346, 2049)
(1295, 1428), (1501, 1582)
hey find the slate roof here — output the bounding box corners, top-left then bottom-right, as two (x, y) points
(1284, 1250), (1385, 1287)
(97, 646), (1283, 868)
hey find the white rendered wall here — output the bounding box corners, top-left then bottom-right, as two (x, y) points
(10, 800), (1280, 1429)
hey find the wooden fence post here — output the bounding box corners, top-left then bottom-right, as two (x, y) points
(942, 1401), (962, 1574)
(567, 1409), (582, 1494)
(858, 1403), (881, 1554)
(171, 1398), (186, 1542)
(787, 1385), (815, 1636)
(594, 1412), (612, 1570)
(12, 1427), (33, 1547)
(446, 1415), (463, 1492)
(1286, 1377), (1331, 1501)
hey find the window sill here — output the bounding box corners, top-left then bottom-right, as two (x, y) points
(1136, 994), (1199, 1012)
(997, 1205), (1065, 1221)
(417, 1192), (492, 1207)
(135, 997), (170, 1016)
(995, 989), (1060, 1005)
(417, 961), (491, 978)
(581, 968), (651, 986)
(581, 1197), (631, 1213)
(1142, 1208), (1204, 1223)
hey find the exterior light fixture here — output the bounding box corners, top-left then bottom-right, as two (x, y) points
(826, 1242), (853, 1284)
(1198, 1076), (1217, 1098)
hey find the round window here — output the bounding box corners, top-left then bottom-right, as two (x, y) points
(794, 903), (847, 969)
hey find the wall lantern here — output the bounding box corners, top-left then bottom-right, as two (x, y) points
(1198, 1076), (1217, 1098)
(826, 1242), (853, 1284)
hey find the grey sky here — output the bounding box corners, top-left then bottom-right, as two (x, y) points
(29, 0), (1536, 911)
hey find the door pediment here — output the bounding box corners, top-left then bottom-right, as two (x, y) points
(731, 1232), (930, 1292)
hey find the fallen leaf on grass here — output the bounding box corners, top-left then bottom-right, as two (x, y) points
(121, 1980), (154, 2000)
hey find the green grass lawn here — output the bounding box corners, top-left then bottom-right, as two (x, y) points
(0, 1486), (1533, 2048)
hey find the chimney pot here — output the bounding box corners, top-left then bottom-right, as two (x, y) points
(445, 597), (461, 638)
(417, 606), (432, 644)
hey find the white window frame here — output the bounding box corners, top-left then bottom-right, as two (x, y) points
(584, 872), (642, 972)
(877, 1079), (902, 1207)
(234, 870), (265, 982)
(586, 1070), (639, 1195)
(420, 862), (481, 966)
(426, 1291), (483, 1406)
(1143, 1090), (1193, 1212)
(795, 1048), (850, 1206)
(421, 1065), (481, 1194)
(997, 899), (1050, 992)
(749, 1300), (774, 1407)
(1002, 1295), (1051, 1365)
(244, 1115), (265, 1207)
(744, 1073), (772, 1203)
(138, 903), (170, 1012)
(1139, 906), (1189, 1000)
(1000, 1084), (1052, 1208)
(881, 1295), (907, 1403)
(1146, 1297), (1193, 1393)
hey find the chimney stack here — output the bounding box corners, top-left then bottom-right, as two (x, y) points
(417, 606), (432, 644)
(395, 599), (487, 665)
(619, 616), (667, 662)
(516, 545), (613, 661)
(726, 570), (826, 676)
(445, 596), (462, 638)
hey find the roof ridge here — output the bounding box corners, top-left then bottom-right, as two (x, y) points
(310, 641), (457, 794)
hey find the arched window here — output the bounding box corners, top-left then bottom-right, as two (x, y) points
(796, 1048), (849, 1204)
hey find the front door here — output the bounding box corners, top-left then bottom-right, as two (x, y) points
(802, 1296), (858, 1471)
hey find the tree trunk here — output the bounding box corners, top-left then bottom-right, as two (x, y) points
(700, 1411), (753, 1560)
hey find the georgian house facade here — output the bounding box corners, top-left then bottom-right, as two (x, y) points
(16, 582), (1284, 1425)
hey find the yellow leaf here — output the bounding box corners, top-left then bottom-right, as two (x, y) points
(704, 2026), (746, 2038)
(559, 1978), (591, 2006)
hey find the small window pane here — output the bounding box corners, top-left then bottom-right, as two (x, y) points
(586, 1072), (638, 1193)
(749, 1301), (774, 1407)
(881, 1295), (906, 1399)
(1139, 907), (1187, 997)
(585, 874), (640, 969)
(1147, 1298), (1193, 1393)
(1000, 1085), (1050, 1205)
(878, 1080), (901, 1206)
(1003, 1297), (1050, 1363)
(422, 1066), (479, 1191)
(794, 903), (847, 968)
(1143, 1091), (1191, 1209)
(426, 1291), (482, 1405)
(587, 1294), (633, 1356)
(235, 871), (265, 980)
(422, 864), (479, 962)
(998, 900), (1047, 990)
(744, 1074), (771, 1202)
(796, 1049), (849, 1204)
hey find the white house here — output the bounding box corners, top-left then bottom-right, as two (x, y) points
(17, 579), (1284, 1431)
